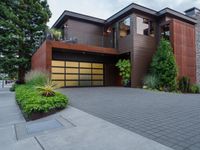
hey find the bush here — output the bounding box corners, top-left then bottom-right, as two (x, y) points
(178, 76), (190, 93)
(25, 70), (49, 86)
(15, 84), (68, 117)
(150, 38), (178, 91)
(10, 83), (17, 92)
(190, 84), (200, 93)
(48, 28), (62, 41)
(143, 75), (158, 89)
(116, 59), (131, 86)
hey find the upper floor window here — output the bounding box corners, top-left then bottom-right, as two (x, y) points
(119, 17), (130, 38)
(136, 16), (154, 37)
(161, 24), (170, 40)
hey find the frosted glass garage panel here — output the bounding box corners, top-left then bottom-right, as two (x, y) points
(92, 75), (103, 80)
(80, 69), (91, 74)
(51, 74), (65, 80)
(66, 68), (79, 74)
(66, 74), (79, 80)
(52, 61), (65, 67)
(92, 69), (103, 74)
(66, 81), (79, 86)
(92, 81), (103, 86)
(80, 75), (91, 80)
(80, 62), (91, 68)
(66, 61), (78, 67)
(92, 63), (103, 68)
(51, 67), (65, 73)
(80, 81), (91, 86)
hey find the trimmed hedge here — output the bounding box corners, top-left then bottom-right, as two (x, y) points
(15, 84), (68, 118)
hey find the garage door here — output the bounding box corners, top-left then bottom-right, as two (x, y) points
(51, 60), (104, 87)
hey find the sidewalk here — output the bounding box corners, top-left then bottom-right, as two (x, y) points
(0, 88), (173, 150)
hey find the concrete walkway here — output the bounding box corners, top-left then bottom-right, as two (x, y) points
(0, 88), (173, 150)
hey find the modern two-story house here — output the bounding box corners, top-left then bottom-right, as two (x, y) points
(32, 3), (200, 88)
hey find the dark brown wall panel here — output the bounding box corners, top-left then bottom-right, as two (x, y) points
(132, 34), (156, 87)
(104, 63), (121, 86)
(117, 14), (134, 54)
(67, 19), (104, 47)
(171, 19), (196, 83)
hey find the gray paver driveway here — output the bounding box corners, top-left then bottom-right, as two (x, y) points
(59, 87), (200, 150)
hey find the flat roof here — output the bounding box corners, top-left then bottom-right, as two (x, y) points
(185, 7), (200, 13)
(52, 3), (197, 28)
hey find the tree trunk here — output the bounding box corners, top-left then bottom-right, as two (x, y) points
(18, 66), (25, 84)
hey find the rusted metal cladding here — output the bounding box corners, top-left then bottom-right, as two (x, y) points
(171, 19), (196, 83)
(31, 41), (52, 73)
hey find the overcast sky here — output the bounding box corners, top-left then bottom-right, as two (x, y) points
(47, 0), (200, 27)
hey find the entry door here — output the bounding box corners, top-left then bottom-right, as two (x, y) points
(51, 60), (104, 87)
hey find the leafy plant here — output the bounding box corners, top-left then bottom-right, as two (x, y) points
(150, 38), (178, 91)
(190, 84), (200, 94)
(25, 70), (49, 86)
(15, 84), (68, 117)
(178, 76), (190, 93)
(36, 80), (57, 97)
(116, 59), (131, 86)
(143, 75), (159, 89)
(49, 28), (62, 41)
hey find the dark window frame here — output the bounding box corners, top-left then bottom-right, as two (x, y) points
(119, 17), (131, 38)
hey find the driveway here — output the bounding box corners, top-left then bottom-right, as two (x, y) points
(59, 87), (200, 150)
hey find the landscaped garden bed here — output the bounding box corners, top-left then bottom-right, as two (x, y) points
(143, 38), (200, 94)
(15, 70), (68, 120)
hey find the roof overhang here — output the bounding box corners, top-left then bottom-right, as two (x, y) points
(157, 8), (197, 24)
(52, 11), (105, 28)
(52, 3), (197, 29)
(106, 3), (157, 23)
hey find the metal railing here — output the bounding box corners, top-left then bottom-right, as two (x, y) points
(35, 31), (114, 52)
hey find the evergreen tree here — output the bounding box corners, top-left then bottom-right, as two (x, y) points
(150, 38), (178, 91)
(0, 0), (51, 82)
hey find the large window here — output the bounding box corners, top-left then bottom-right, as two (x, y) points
(51, 60), (104, 87)
(161, 24), (170, 40)
(136, 16), (154, 37)
(119, 17), (130, 38)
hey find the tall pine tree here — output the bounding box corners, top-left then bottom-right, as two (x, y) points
(0, 0), (51, 82)
(150, 38), (178, 91)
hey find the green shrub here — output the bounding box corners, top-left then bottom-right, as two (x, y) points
(143, 75), (158, 89)
(15, 84), (68, 117)
(10, 83), (17, 92)
(150, 38), (178, 91)
(178, 76), (190, 93)
(25, 70), (49, 86)
(49, 28), (62, 40)
(190, 84), (200, 93)
(116, 59), (131, 86)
